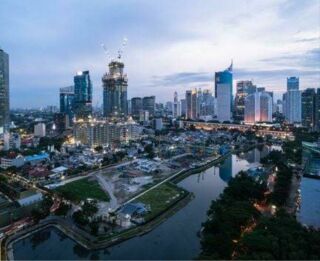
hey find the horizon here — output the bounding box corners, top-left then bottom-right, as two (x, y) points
(1, 0), (319, 108)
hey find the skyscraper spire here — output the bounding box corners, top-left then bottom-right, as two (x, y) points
(227, 59), (233, 72)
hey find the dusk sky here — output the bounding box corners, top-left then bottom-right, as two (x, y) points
(1, 0), (319, 108)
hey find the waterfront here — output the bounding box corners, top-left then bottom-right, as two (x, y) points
(298, 177), (320, 229)
(13, 148), (269, 260)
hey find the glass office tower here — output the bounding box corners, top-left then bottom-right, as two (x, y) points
(73, 71), (92, 119)
(0, 48), (9, 134)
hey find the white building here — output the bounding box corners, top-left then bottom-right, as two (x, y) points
(216, 84), (232, 122)
(154, 118), (163, 130)
(244, 92), (272, 124)
(34, 123), (46, 137)
(74, 119), (142, 147)
(0, 155), (25, 169)
(285, 90), (301, 123)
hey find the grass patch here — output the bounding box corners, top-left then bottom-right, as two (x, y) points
(134, 182), (186, 221)
(55, 178), (109, 202)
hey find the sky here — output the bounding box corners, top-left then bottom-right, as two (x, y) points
(0, 0), (319, 108)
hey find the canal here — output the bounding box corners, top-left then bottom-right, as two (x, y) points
(13, 147), (271, 260)
(298, 177), (320, 229)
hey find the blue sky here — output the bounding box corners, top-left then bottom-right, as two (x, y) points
(0, 0), (319, 108)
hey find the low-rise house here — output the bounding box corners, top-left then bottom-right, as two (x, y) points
(25, 153), (49, 166)
(0, 155), (25, 169)
(17, 190), (43, 206)
(28, 167), (50, 180)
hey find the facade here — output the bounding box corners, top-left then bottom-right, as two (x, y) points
(139, 110), (149, 122)
(131, 97), (142, 119)
(215, 63), (233, 122)
(285, 90), (301, 123)
(173, 91), (181, 117)
(0, 155), (24, 169)
(0, 49), (9, 134)
(3, 132), (21, 150)
(74, 71), (92, 119)
(53, 112), (68, 133)
(34, 123), (46, 137)
(154, 118), (163, 130)
(284, 77), (301, 123)
(102, 61), (128, 118)
(142, 96), (155, 117)
(59, 86), (74, 125)
(287, 76), (299, 91)
(74, 119), (141, 147)
(200, 89), (215, 117)
(180, 99), (186, 117)
(186, 91), (192, 119)
(234, 80), (256, 122)
(244, 92), (272, 124)
(301, 88), (316, 129)
(315, 89), (320, 131)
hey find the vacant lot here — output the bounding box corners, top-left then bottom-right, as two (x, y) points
(55, 178), (109, 202)
(134, 182), (186, 221)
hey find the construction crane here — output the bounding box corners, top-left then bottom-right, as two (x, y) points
(100, 37), (128, 62)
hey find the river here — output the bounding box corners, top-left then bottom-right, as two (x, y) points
(13, 147), (271, 260)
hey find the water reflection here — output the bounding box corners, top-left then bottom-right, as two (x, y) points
(13, 149), (265, 260)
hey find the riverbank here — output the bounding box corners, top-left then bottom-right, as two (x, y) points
(3, 144), (259, 260)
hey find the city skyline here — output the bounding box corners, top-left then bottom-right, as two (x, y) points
(0, 0), (319, 108)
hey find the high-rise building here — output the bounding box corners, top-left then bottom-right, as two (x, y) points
(200, 89), (215, 117)
(73, 71), (92, 119)
(142, 96), (155, 117)
(301, 88), (316, 129)
(284, 77), (301, 123)
(215, 62), (233, 122)
(244, 92), (272, 124)
(287, 77), (299, 91)
(74, 119), (141, 147)
(60, 86), (74, 125)
(131, 97), (142, 119)
(0, 49), (9, 134)
(102, 61), (128, 118)
(315, 89), (320, 131)
(180, 99), (186, 117)
(173, 91), (181, 117)
(186, 89), (197, 120)
(234, 80), (256, 122)
(34, 123), (46, 137)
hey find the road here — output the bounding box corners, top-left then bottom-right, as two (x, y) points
(96, 174), (118, 210)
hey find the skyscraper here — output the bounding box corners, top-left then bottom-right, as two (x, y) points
(142, 96), (155, 117)
(173, 91), (181, 117)
(186, 89), (197, 120)
(73, 71), (92, 119)
(131, 97), (142, 119)
(102, 61), (128, 118)
(301, 88), (316, 129)
(215, 62), (233, 122)
(315, 89), (320, 131)
(0, 48), (9, 134)
(244, 92), (272, 124)
(234, 80), (256, 122)
(60, 86), (74, 125)
(284, 76), (301, 123)
(287, 76), (299, 90)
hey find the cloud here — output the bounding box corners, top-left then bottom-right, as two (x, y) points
(259, 48), (320, 68)
(0, 0), (319, 107)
